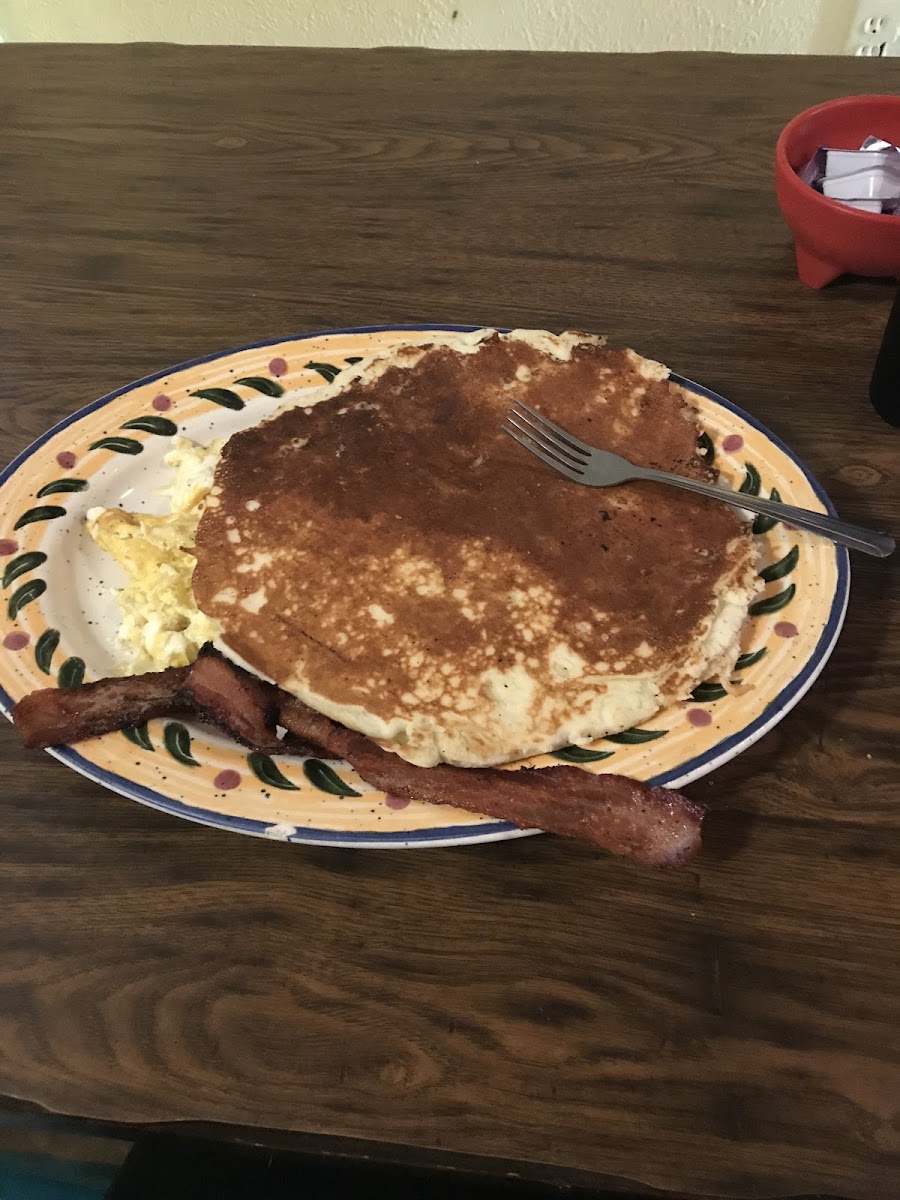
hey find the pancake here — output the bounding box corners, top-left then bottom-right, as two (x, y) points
(192, 329), (759, 768)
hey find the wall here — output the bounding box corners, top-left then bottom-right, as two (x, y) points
(0, 0), (853, 54)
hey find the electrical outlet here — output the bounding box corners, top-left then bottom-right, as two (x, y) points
(845, 0), (900, 54)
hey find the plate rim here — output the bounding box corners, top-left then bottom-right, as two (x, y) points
(0, 325), (850, 848)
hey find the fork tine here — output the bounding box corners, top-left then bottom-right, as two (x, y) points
(507, 410), (588, 467)
(506, 414), (587, 471)
(502, 424), (586, 482)
(512, 399), (593, 456)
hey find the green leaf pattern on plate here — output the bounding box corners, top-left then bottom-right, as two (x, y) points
(34, 628), (60, 674)
(13, 505), (67, 531)
(7, 578), (47, 619)
(36, 479), (87, 497)
(123, 723), (154, 751)
(551, 746), (615, 763)
(606, 727), (668, 744)
(739, 463), (761, 496)
(190, 387), (245, 411)
(2, 551), (47, 589)
(57, 656), (85, 688)
(120, 416), (178, 436)
(759, 544), (799, 583)
(690, 681), (728, 703)
(697, 431), (715, 465)
(248, 753), (299, 790)
(734, 647), (767, 671)
(163, 722), (200, 766)
(749, 583), (796, 617)
(233, 376), (285, 397)
(89, 436), (143, 455)
(753, 487), (782, 535)
(303, 759), (362, 796)
(305, 361), (341, 383)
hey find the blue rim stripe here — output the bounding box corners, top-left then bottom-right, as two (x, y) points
(0, 326), (849, 846)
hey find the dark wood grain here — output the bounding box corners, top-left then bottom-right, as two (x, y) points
(1, 44), (898, 1199)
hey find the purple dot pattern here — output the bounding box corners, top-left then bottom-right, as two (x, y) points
(3, 632), (30, 651)
(0, 539), (18, 556)
(153, 394), (172, 411)
(775, 622), (798, 638)
(687, 709), (713, 727)
(385, 794), (410, 810)
(269, 357), (288, 377)
(214, 769), (241, 790)
(722, 434), (744, 452)
(56, 452), (76, 469)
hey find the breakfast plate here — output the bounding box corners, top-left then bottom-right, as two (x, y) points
(0, 325), (849, 848)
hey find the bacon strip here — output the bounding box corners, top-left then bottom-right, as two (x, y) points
(278, 697), (704, 866)
(12, 666), (189, 750)
(11, 651), (704, 864)
(11, 652), (322, 756)
(179, 646), (283, 754)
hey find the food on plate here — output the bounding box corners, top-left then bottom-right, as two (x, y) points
(11, 649), (704, 866)
(193, 329), (759, 768)
(10, 327), (764, 863)
(276, 694), (704, 866)
(12, 665), (191, 750)
(12, 648), (327, 759)
(180, 644), (282, 753)
(86, 438), (223, 671)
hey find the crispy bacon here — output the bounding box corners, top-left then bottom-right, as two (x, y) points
(11, 651), (324, 757)
(179, 646), (283, 754)
(278, 697), (704, 866)
(12, 666), (189, 750)
(11, 649), (705, 865)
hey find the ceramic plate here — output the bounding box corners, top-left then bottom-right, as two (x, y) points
(0, 326), (849, 848)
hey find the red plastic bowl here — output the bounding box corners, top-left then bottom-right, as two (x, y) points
(775, 94), (900, 288)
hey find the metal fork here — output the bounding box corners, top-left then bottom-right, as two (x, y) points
(503, 400), (895, 558)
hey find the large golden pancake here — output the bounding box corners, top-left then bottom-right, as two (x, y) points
(192, 330), (758, 767)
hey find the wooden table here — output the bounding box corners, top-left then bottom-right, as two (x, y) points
(1, 44), (898, 1199)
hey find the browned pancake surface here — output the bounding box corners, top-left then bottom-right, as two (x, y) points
(193, 332), (755, 766)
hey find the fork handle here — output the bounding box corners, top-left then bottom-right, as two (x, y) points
(637, 468), (895, 558)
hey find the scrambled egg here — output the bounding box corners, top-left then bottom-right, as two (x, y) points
(87, 437), (224, 671)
